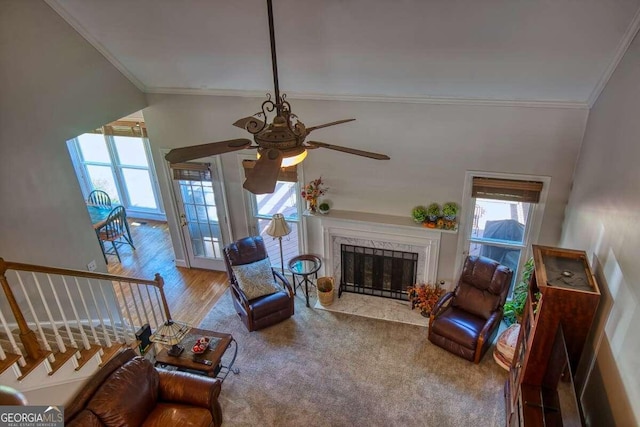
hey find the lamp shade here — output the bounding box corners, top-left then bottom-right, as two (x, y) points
(149, 320), (190, 346)
(266, 213), (291, 238)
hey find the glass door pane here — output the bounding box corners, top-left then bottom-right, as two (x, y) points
(180, 180), (222, 259)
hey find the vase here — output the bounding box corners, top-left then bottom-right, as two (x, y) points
(308, 198), (318, 213)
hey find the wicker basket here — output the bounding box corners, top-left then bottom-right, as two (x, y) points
(316, 277), (335, 306)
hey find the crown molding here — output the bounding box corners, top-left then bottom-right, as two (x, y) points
(45, 0), (146, 92)
(145, 86), (589, 110)
(587, 5), (640, 108)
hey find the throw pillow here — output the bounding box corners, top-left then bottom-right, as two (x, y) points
(232, 258), (280, 300)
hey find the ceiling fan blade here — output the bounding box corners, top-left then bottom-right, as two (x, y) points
(306, 141), (390, 160)
(233, 116), (265, 132)
(243, 149), (283, 194)
(164, 139), (252, 163)
(306, 119), (355, 134)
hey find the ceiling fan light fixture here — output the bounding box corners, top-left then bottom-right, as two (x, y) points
(257, 147), (307, 167)
(281, 149), (307, 167)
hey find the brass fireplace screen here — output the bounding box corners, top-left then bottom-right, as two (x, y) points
(340, 244), (418, 300)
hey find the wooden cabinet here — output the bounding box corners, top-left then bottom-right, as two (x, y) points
(505, 245), (600, 427)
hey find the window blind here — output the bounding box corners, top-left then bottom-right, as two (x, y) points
(170, 162), (211, 182)
(472, 177), (543, 203)
(242, 160), (297, 182)
(88, 120), (148, 138)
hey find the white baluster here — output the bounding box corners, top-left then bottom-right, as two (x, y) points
(117, 281), (137, 341)
(61, 277), (91, 350)
(0, 306), (25, 367)
(127, 282), (143, 328)
(47, 275), (78, 349)
(135, 284), (151, 327)
(74, 278), (100, 345)
(144, 285), (160, 329)
(87, 279), (112, 347)
(32, 273), (67, 354)
(14, 272), (54, 363)
(99, 283), (124, 344)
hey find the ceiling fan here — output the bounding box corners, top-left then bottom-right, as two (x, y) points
(164, 0), (390, 194)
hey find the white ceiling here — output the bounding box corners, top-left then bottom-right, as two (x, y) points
(48, 0), (640, 107)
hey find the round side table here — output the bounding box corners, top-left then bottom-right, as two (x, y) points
(288, 255), (322, 307)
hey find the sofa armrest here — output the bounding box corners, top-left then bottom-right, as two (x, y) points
(431, 292), (454, 317)
(157, 370), (222, 424)
(273, 269), (294, 296)
(479, 311), (502, 338)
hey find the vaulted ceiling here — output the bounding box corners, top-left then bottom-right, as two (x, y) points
(48, 0), (640, 107)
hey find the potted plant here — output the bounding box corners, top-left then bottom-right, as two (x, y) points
(442, 202), (459, 220)
(411, 205), (428, 224)
(503, 257), (538, 325)
(407, 283), (445, 317)
(301, 177), (327, 213)
(426, 203), (441, 222)
(318, 202), (330, 214)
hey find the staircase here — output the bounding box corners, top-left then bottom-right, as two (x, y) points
(0, 258), (173, 404)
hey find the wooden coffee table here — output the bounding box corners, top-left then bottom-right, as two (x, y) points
(154, 327), (238, 381)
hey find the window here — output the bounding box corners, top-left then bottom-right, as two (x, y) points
(251, 181), (302, 271)
(456, 172), (550, 293)
(240, 157), (303, 271)
(68, 132), (165, 220)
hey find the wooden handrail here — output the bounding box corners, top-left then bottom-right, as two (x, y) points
(0, 258), (170, 363)
(0, 259), (45, 359)
(0, 258), (159, 287)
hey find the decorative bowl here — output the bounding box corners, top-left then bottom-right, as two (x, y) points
(191, 336), (210, 354)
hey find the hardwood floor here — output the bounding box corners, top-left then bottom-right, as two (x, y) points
(106, 219), (229, 327)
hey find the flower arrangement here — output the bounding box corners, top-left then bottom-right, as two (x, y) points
(301, 177), (327, 213)
(407, 283), (445, 316)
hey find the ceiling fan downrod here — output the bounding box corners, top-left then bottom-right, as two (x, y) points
(267, 0), (281, 113)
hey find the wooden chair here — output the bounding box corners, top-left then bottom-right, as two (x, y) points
(97, 206), (135, 263)
(87, 190), (112, 208)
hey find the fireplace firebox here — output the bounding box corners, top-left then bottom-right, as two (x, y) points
(340, 244), (418, 300)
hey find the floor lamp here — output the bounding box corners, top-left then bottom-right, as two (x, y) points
(266, 213), (291, 275)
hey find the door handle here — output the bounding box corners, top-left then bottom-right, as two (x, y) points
(180, 213), (188, 227)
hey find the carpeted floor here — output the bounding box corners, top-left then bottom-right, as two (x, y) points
(199, 291), (508, 426)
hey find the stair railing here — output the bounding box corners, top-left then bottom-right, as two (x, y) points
(0, 258), (172, 376)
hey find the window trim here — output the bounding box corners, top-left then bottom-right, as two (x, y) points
(454, 171), (551, 285)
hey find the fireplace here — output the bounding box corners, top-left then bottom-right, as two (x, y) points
(312, 211), (443, 300)
(340, 244), (418, 300)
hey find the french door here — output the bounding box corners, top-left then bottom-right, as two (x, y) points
(170, 160), (230, 270)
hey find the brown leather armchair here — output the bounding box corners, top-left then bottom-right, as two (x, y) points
(223, 236), (295, 331)
(429, 255), (513, 363)
(65, 348), (222, 427)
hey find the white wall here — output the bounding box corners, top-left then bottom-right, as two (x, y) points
(560, 31), (640, 426)
(0, 0), (146, 270)
(143, 93), (588, 281)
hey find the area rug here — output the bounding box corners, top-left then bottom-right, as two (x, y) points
(199, 291), (507, 427)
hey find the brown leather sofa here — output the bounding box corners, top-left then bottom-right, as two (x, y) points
(65, 348), (222, 427)
(223, 236), (295, 331)
(429, 255), (513, 363)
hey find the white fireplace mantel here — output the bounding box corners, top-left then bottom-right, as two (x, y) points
(306, 210), (450, 286)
